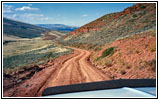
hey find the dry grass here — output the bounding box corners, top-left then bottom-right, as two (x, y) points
(3, 38), (72, 70)
(3, 38), (53, 58)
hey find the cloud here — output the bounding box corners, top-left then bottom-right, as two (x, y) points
(3, 5), (13, 8)
(3, 5), (13, 13)
(82, 14), (88, 17)
(9, 13), (49, 22)
(18, 13), (48, 21)
(22, 13), (43, 17)
(28, 4), (32, 6)
(40, 17), (49, 21)
(15, 6), (39, 11)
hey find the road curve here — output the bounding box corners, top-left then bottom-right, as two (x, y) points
(38, 47), (110, 96)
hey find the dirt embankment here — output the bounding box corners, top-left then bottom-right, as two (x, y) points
(3, 47), (110, 97)
(90, 30), (156, 80)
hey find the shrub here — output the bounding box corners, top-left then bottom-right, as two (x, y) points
(3, 41), (15, 45)
(128, 19), (136, 23)
(95, 56), (101, 61)
(148, 59), (156, 71)
(96, 58), (106, 66)
(133, 14), (137, 18)
(94, 47), (102, 51)
(120, 69), (126, 75)
(3, 45), (72, 69)
(105, 58), (112, 67)
(150, 44), (156, 52)
(136, 50), (140, 54)
(150, 47), (156, 52)
(126, 64), (131, 69)
(101, 47), (116, 58)
(140, 5), (146, 9)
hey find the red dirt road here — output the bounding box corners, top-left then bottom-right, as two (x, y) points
(37, 47), (110, 96)
(3, 47), (110, 97)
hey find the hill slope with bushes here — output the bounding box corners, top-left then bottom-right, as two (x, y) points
(61, 3), (156, 48)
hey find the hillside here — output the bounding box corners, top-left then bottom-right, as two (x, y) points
(90, 29), (156, 79)
(42, 31), (65, 40)
(61, 3), (156, 47)
(59, 3), (156, 79)
(3, 18), (50, 38)
(36, 24), (78, 32)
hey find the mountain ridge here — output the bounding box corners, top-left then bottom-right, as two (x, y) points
(62, 3), (156, 47)
(69, 3), (155, 36)
(3, 17), (50, 38)
(36, 24), (78, 32)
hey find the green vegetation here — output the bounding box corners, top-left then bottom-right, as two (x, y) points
(3, 38), (72, 70)
(140, 5), (146, 9)
(133, 14), (137, 18)
(148, 59), (156, 72)
(94, 47), (102, 51)
(96, 57), (112, 67)
(101, 47), (116, 58)
(135, 50), (140, 54)
(3, 38), (52, 58)
(60, 4), (155, 49)
(3, 41), (16, 45)
(150, 44), (156, 52)
(95, 47), (116, 62)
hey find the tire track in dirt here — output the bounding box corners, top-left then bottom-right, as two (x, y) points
(78, 49), (108, 82)
(38, 47), (110, 96)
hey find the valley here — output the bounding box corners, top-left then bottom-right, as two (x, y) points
(3, 38), (72, 70)
(3, 3), (156, 97)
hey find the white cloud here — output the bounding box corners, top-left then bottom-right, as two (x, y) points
(3, 5), (13, 8)
(3, 9), (12, 13)
(22, 13), (43, 17)
(19, 13), (48, 21)
(40, 17), (49, 21)
(8, 13), (49, 22)
(28, 4), (32, 6)
(3, 5), (13, 13)
(82, 14), (88, 17)
(15, 6), (39, 11)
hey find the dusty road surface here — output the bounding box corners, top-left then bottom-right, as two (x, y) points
(37, 47), (110, 96)
(3, 47), (110, 97)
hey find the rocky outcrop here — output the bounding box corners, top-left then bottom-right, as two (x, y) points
(114, 3), (153, 18)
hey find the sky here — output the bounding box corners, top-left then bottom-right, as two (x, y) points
(3, 3), (135, 26)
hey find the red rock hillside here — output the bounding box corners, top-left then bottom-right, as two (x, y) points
(70, 3), (156, 35)
(90, 29), (156, 79)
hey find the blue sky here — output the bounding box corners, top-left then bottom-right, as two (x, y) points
(3, 3), (135, 26)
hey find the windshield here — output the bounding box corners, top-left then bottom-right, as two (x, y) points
(2, 2), (156, 98)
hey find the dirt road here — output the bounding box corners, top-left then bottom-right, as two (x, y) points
(3, 47), (110, 97)
(37, 47), (110, 96)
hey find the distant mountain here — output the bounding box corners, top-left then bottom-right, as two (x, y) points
(62, 3), (156, 46)
(3, 18), (50, 38)
(42, 31), (65, 40)
(36, 24), (78, 32)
